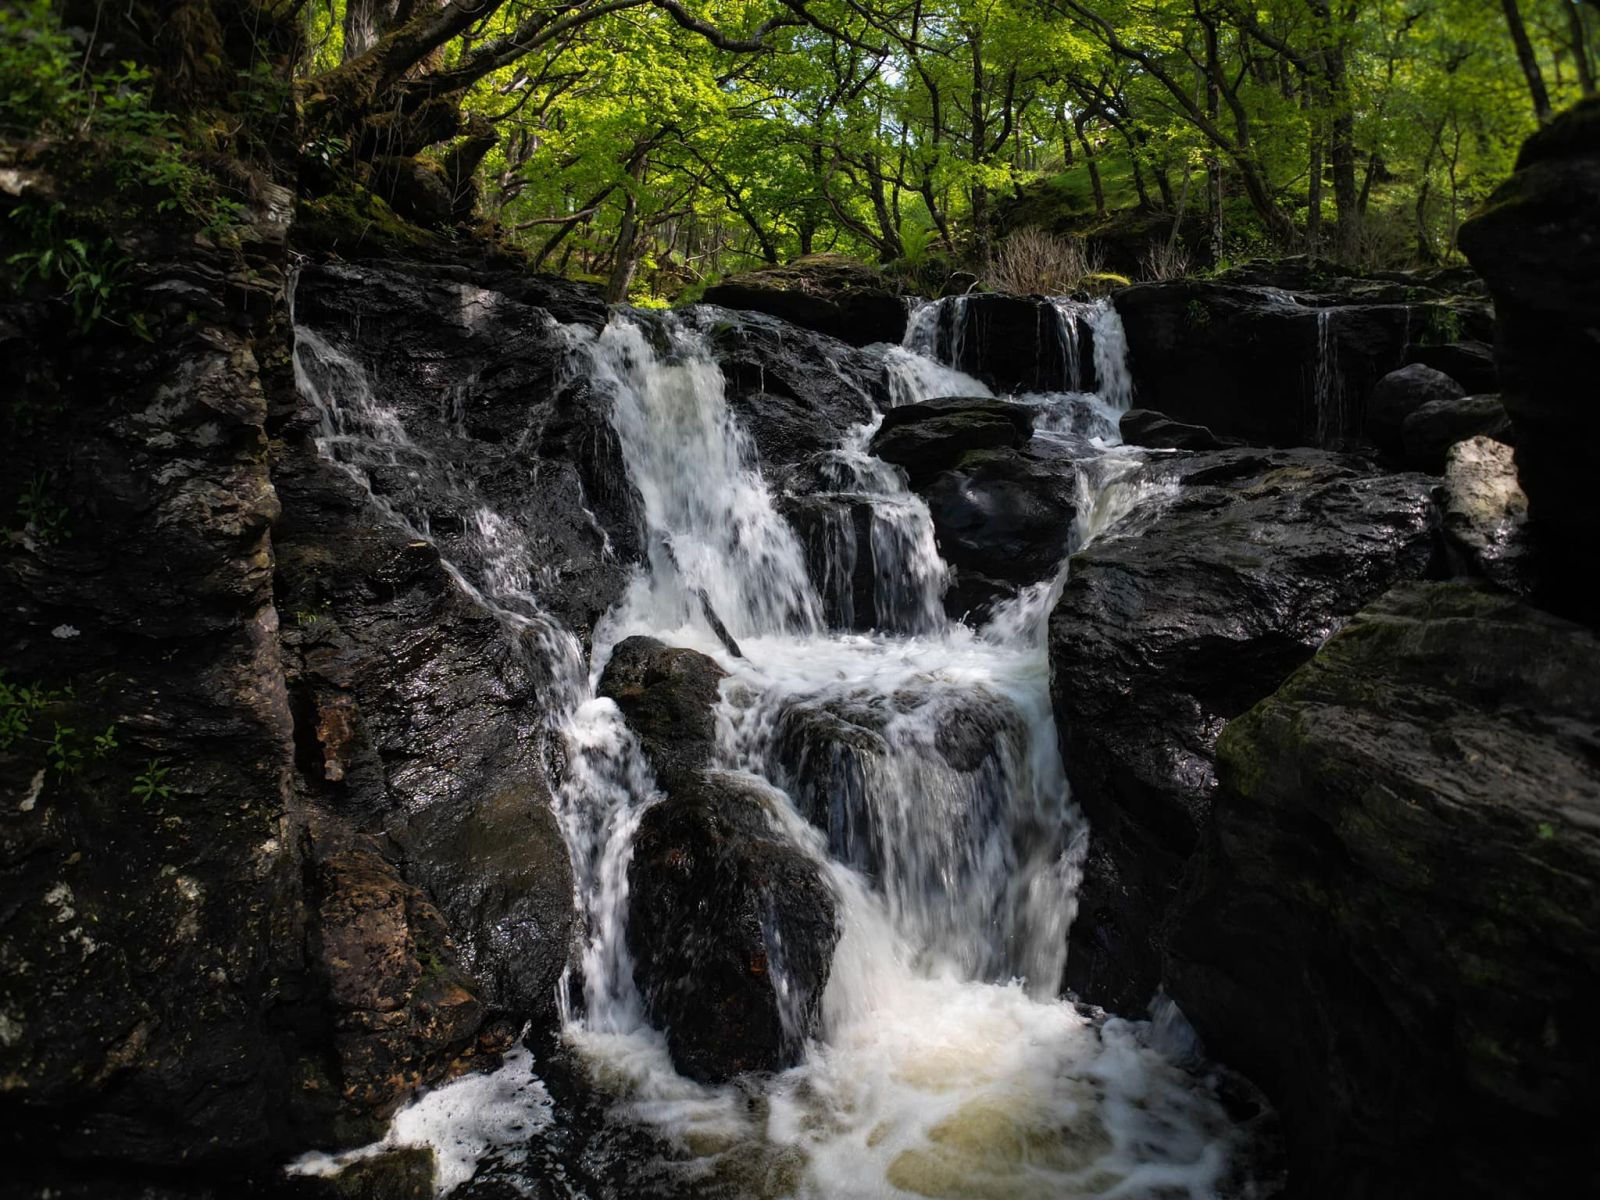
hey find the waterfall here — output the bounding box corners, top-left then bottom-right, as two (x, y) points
(294, 282), (1247, 1198)
(1311, 308), (1345, 447)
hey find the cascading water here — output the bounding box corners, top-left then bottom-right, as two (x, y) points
(292, 284), (1251, 1199)
(1310, 309), (1346, 448)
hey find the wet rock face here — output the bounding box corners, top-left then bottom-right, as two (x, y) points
(1166, 582), (1600, 1200)
(1439, 436), (1534, 594)
(598, 636), (727, 788)
(0, 183), (312, 1178)
(868, 399), (1077, 618)
(697, 306), (884, 471)
(1460, 96), (1600, 622)
(290, 261), (631, 644)
(627, 773), (838, 1083)
(1048, 449), (1438, 1013)
(1113, 281), (1491, 449)
(599, 640), (838, 1082)
(273, 425), (576, 1034)
(310, 844), (498, 1116)
(1119, 408), (1233, 451)
(869, 397), (1035, 487)
(701, 254), (908, 347)
(915, 294), (1092, 394)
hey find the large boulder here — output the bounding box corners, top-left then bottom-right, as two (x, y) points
(1460, 96), (1600, 622)
(1048, 450), (1438, 1013)
(1119, 408), (1233, 451)
(1166, 582), (1600, 1199)
(1403, 339), (1498, 394)
(1399, 392), (1512, 473)
(598, 639), (838, 1082)
(626, 772), (837, 1083)
(701, 254), (907, 347)
(1366, 363), (1466, 457)
(597, 635), (727, 788)
(1113, 281), (1489, 449)
(868, 397), (1035, 487)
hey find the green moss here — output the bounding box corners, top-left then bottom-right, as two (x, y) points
(296, 185), (438, 257)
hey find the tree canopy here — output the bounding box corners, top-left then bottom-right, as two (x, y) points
(6, 1), (1597, 299)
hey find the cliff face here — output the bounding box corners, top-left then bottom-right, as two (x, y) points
(0, 168), (319, 1182)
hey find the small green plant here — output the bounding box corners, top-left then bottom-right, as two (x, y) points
(0, 671), (54, 750)
(131, 758), (175, 803)
(45, 722), (83, 775)
(895, 221), (938, 271)
(8, 470), (72, 543)
(92, 724), (119, 757)
(5, 207), (130, 330)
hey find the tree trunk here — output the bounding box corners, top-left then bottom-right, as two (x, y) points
(1075, 115), (1105, 217)
(1502, 0), (1554, 122)
(1307, 121), (1324, 255)
(1567, 1), (1597, 95)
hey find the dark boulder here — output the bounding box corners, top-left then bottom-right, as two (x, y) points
(599, 640), (838, 1082)
(1460, 96), (1600, 622)
(1439, 436), (1534, 595)
(868, 398), (1035, 487)
(1399, 392), (1512, 473)
(1403, 339), (1498, 394)
(1166, 581), (1600, 1199)
(1048, 449), (1438, 1013)
(1119, 408), (1233, 451)
(597, 635), (727, 789)
(701, 254), (907, 347)
(868, 398), (1076, 619)
(627, 773), (837, 1083)
(1113, 281), (1489, 449)
(924, 448), (1078, 620)
(1367, 363), (1466, 457)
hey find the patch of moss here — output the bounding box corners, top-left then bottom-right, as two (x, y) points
(296, 184), (440, 259)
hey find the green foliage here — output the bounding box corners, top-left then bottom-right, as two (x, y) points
(0, 0), (76, 131)
(0, 671), (55, 752)
(45, 722), (83, 775)
(894, 222), (938, 272)
(1, 4), (250, 325)
(131, 758), (175, 804)
(5, 204), (131, 330)
(8, 471), (72, 545)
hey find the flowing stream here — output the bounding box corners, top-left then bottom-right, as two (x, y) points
(290, 290), (1255, 1198)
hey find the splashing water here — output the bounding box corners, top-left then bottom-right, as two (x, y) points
(294, 280), (1248, 1198)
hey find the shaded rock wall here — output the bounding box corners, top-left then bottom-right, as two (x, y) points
(1460, 96), (1600, 624)
(1166, 582), (1600, 1199)
(1113, 280), (1491, 449)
